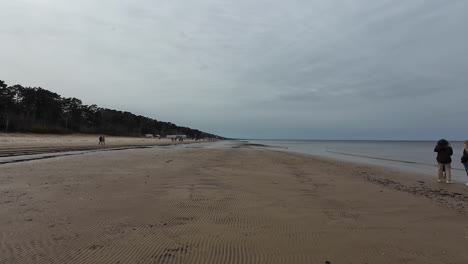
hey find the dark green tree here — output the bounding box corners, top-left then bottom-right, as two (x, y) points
(0, 80), (223, 138)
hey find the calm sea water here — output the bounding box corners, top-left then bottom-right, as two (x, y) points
(246, 140), (468, 183)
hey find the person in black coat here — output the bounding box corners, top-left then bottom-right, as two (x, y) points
(461, 140), (468, 186)
(434, 139), (453, 183)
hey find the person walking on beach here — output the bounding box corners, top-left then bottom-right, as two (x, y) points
(461, 140), (468, 186)
(434, 139), (453, 183)
(98, 136), (106, 145)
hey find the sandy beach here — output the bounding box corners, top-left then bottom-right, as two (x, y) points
(1, 138), (468, 263)
(0, 133), (199, 159)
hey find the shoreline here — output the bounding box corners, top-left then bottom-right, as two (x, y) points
(2, 135), (467, 185)
(2, 135), (467, 186)
(327, 150), (464, 171)
(246, 139), (468, 184)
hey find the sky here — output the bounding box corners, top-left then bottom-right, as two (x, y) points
(1, 0), (467, 140)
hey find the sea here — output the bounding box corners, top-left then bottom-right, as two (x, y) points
(245, 140), (468, 183)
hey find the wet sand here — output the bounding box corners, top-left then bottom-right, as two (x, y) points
(0, 141), (468, 263)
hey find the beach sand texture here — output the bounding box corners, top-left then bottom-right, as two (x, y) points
(0, 140), (468, 263)
(0, 133), (196, 158)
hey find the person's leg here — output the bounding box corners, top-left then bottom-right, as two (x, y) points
(437, 163), (444, 182)
(464, 162), (468, 176)
(463, 162), (468, 186)
(445, 163), (452, 183)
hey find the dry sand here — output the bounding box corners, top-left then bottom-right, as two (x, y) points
(0, 133), (198, 158)
(0, 139), (468, 263)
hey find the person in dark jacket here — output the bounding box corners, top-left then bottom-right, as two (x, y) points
(434, 139), (453, 183)
(461, 140), (468, 186)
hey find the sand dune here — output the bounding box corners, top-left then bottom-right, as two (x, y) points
(0, 141), (467, 263)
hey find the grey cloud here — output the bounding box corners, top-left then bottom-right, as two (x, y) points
(1, 0), (467, 139)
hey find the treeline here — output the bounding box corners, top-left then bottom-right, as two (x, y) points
(0, 80), (221, 139)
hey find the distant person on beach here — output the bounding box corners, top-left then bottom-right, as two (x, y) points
(434, 139), (453, 183)
(461, 140), (468, 186)
(99, 136), (106, 145)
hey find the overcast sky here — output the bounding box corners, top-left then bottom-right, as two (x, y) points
(1, 0), (467, 140)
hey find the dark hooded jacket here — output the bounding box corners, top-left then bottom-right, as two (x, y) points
(434, 145), (453, 164)
(461, 149), (468, 163)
